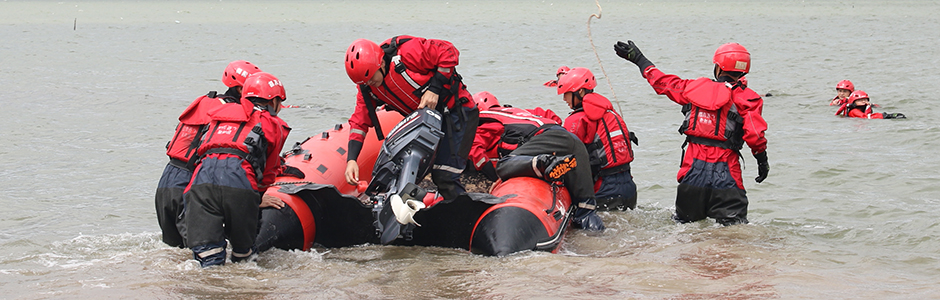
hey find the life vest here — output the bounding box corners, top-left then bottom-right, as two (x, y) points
(479, 106), (560, 157)
(165, 91), (237, 171)
(359, 36), (471, 141)
(678, 78), (744, 150)
(580, 93), (635, 175)
(197, 99), (269, 183)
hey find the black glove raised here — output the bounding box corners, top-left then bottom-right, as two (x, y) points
(754, 151), (769, 183)
(614, 40), (654, 72)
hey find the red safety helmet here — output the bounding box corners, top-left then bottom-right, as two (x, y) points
(847, 90), (869, 103)
(242, 72), (286, 102)
(836, 80), (855, 92)
(472, 91), (500, 110)
(713, 43), (750, 73)
(222, 60), (261, 88)
(345, 39), (384, 84)
(556, 67), (596, 95)
(556, 66), (570, 77)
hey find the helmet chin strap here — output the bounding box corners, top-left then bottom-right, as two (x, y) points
(573, 90), (585, 109)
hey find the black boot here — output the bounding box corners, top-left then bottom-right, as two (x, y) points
(571, 198), (605, 231)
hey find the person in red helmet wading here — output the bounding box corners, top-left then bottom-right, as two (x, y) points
(155, 60), (261, 249)
(615, 40), (769, 226)
(343, 36), (479, 201)
(184, 72), (291, 267)
(558, 67), (639, 211)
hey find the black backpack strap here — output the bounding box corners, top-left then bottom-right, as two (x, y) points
(359, 85), (385, 141)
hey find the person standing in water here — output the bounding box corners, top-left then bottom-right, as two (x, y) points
(184, 72), (291, 267)
(557, 67), (639, 211)
(614, 40), (769, 226)
(155, 60), (260, 248)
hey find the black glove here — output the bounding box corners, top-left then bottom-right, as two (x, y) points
(614, 40), (654, 72)
(480, 162), (499, 182)
(754, 151), (769, 183)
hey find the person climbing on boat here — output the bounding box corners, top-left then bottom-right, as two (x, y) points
(557, 67), (639, 211)
(155, 60), (260, 249)
(343, 36), (479, 201)
(835, 90), (906, 119)
(467, 91), (562, 182)
(830, 80), (854, 106)
(615, 40), (769, 226)
(475, 92), (606, 231)
(184, 72), (291, 267)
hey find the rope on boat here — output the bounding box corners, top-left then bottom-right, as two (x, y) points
(587, 0), (624, 116)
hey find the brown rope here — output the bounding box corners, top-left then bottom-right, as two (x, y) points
(587, 0), (623, 115)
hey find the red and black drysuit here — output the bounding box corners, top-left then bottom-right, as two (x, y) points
(642, 66), (768, 225)
(347, 35), (478, 200)
(155, 89), (238, 248)
(478, 106), (602, 230)
(468, 105), (562, 180)
(184, 98), (290, 267)
(563, 93), (639, 211)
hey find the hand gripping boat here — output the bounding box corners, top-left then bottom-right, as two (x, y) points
(255, 108), (574, 256)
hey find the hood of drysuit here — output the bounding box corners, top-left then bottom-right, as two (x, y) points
(581, 93), (614, 121)
(682, 77), (733, 111)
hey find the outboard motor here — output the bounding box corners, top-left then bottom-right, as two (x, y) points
(365, 108), (444, 244)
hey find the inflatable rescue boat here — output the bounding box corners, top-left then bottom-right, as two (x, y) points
(255, 109), (574, 256)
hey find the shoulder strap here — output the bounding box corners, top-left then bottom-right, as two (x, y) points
(360, 85), (385, 141)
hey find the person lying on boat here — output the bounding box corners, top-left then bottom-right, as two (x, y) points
(470, 91), (605, 231)
(467, 91), (562, 182)
(156, 60), (261, 249)
(342, 36), (479, 201)
(835, 90), (906, 119)
(557, 67), (639, 211)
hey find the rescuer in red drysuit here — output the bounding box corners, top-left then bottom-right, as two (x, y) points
(615, 40), (769, 225)
(467, 91), (563, 181)
(474, 91), (605, 231)
(558, 67), (639, 211)
(830, 80), (854, 106)
(184, 72), (291, 267)
(343, 36), (479, 201)
(155, 60), (261, 248)
(835, 90), (906, 119)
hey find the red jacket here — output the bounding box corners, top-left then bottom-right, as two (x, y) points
(469, 106), (561, 170)
(348, 36), (471, 149)
(643, 67), (767, 155)
(563, 93), (635, 171)
(847, 107), (885, 119)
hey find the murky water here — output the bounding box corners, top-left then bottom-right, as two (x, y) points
(2, 1), (939, 299)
